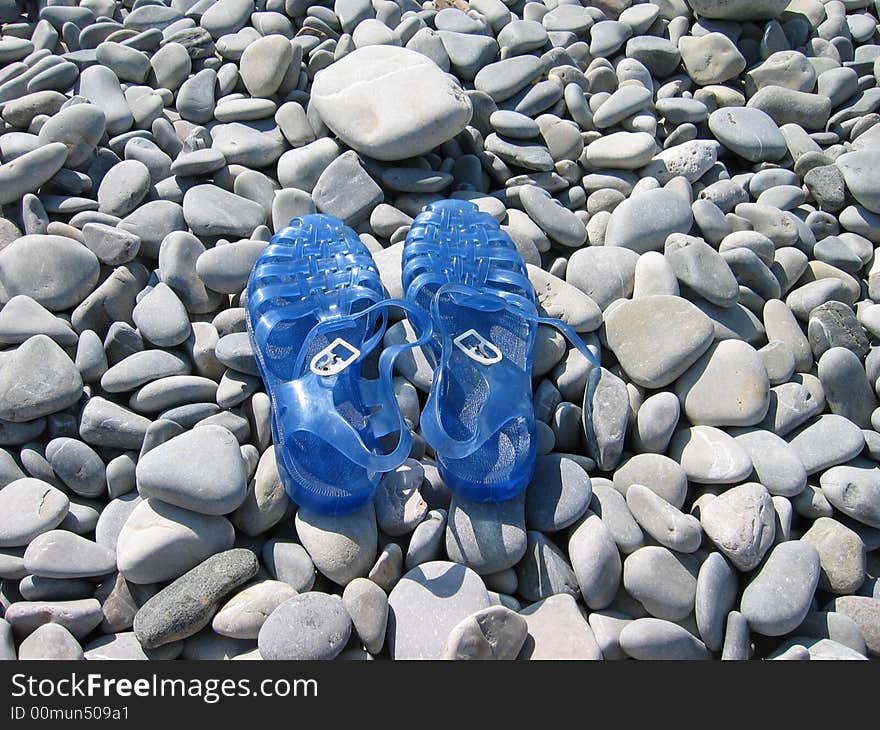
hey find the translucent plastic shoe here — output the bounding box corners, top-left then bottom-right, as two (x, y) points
(402, 199), (600, 502)
(246, 214), (432, 515)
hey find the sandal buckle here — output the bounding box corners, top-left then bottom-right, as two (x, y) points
(454, 329), (503, 365)
(310, 337), (361, 376)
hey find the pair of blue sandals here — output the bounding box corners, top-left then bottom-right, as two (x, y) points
(246, 200), (601, 515)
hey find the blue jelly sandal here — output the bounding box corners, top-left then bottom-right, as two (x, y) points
(246, 214), (432, 515)
(402, 199), (600, 502)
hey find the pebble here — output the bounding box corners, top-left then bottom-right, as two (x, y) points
(741, 541), (821, 636)
(825, 596), (880, 657)
(24, 530), (116, 579)
(604, 296), (715, 388)
(525, 454), (592, 532)
(136, 425), (247, 515)
(695, 552), (737, 652)
(212, 580), (297, 640)
(518, 594), (602, 660)
(820, 459), (880, 529)
(619, 618), (710, 660)
(675, 340), (770, 427)
(604, 188), (694, 253)
(134, 548), (258, 648)
(387, 561), (491, 660)
(568, 512), (621, 610)
(0, 478), (68, 548)
(0, 235), (99, 312)
(342, 577), (388, 655)
(626, 485), (703, 553)
(295, 503), (377, 586)
(443, 604), (527, 660)
(515, 530), (579, 601)
(312, 46), (471, 161)
(802, 517), (866, 595)
(0, 335), (83, 423)
(116, 498), (235, 584)
(4, 598), (103, 639)
(623, 546), (699, 621)
(446, 493), (527, 575)
(18, 622), (83, 660)
(668, 425), (753, 484)
(788, 414), (866, 474)
(699, 483), (776, 571)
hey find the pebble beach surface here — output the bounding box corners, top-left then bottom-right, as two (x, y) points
(0, 0), (879, 661)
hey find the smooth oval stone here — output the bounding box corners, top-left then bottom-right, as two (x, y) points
(183, 184), (266, 238)
(741, 540), (820, 636)
(787, 414), (865, 474)
(0, 235), (99, 311)
(136, 425), (246, 516)
(820, 460), (880, 529)
(730, 428), (807, 497)
(387, 560), (491, 660)
(619, 618), (710, 660)
(474, 55), (543, 102)
(802, 517), (866, 595)
(0, 143), (69, 206)
(519, 185), (586, 247)
(818, 347), (876, 428)
(101, 350), (190, 393)
(131, 283), (191, 348)
(0, 478), (68, 548)
(586, 131), (657, 170)
(446, 493), (527, 575)
(129, 375), (218, 414)
(76, 65), (132, 135)
(311, 45), (472, 161)
(134, 548), (258, 649)
(604, 295), (715, 389)
(695, 552), (737, 652)
(565, 246), (640, 310)
(239, 34), (293, 98)
(700, 482), (776, 571)
(262, 539), (315, 593)
(836, 150), (880, 215)
(443, 604), (527, 660)
(604, 188), (694, 253)
(45, 437), (105, 498)
(116, 498), (235, 584)
(623, 546), (699, 621)
(515, 530), (579, 602)
(593, 85), (653, 129)
(3, 598), (103, 640)
(213, 580), (298, 640)
(626, 485), (703, 553)
(37, 103), (106, 169)
(18, 623), (83, 660)
(527, 264), (602, 333)
(568, 512), (621, 610)
(258, 592), (351, 660)
(97, 160), (151, 217)
(668, 425), (753, 484)
(525, 454), (592, 532)
(666, 232), (740, 307)
(0, 335), (83, 423)
(632, 391), (680, 455)
(675, 340), (771, 428)
(2, 287), (67, 342)
(518, 593), (602, 660)
(79, 397), (152, 451)
(23, 530), (116, 579)
(196, 239), (266, 294)
(590, 481), (644, 555)
(295, 503), (377, 586)
(231, 446), (289, 537)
